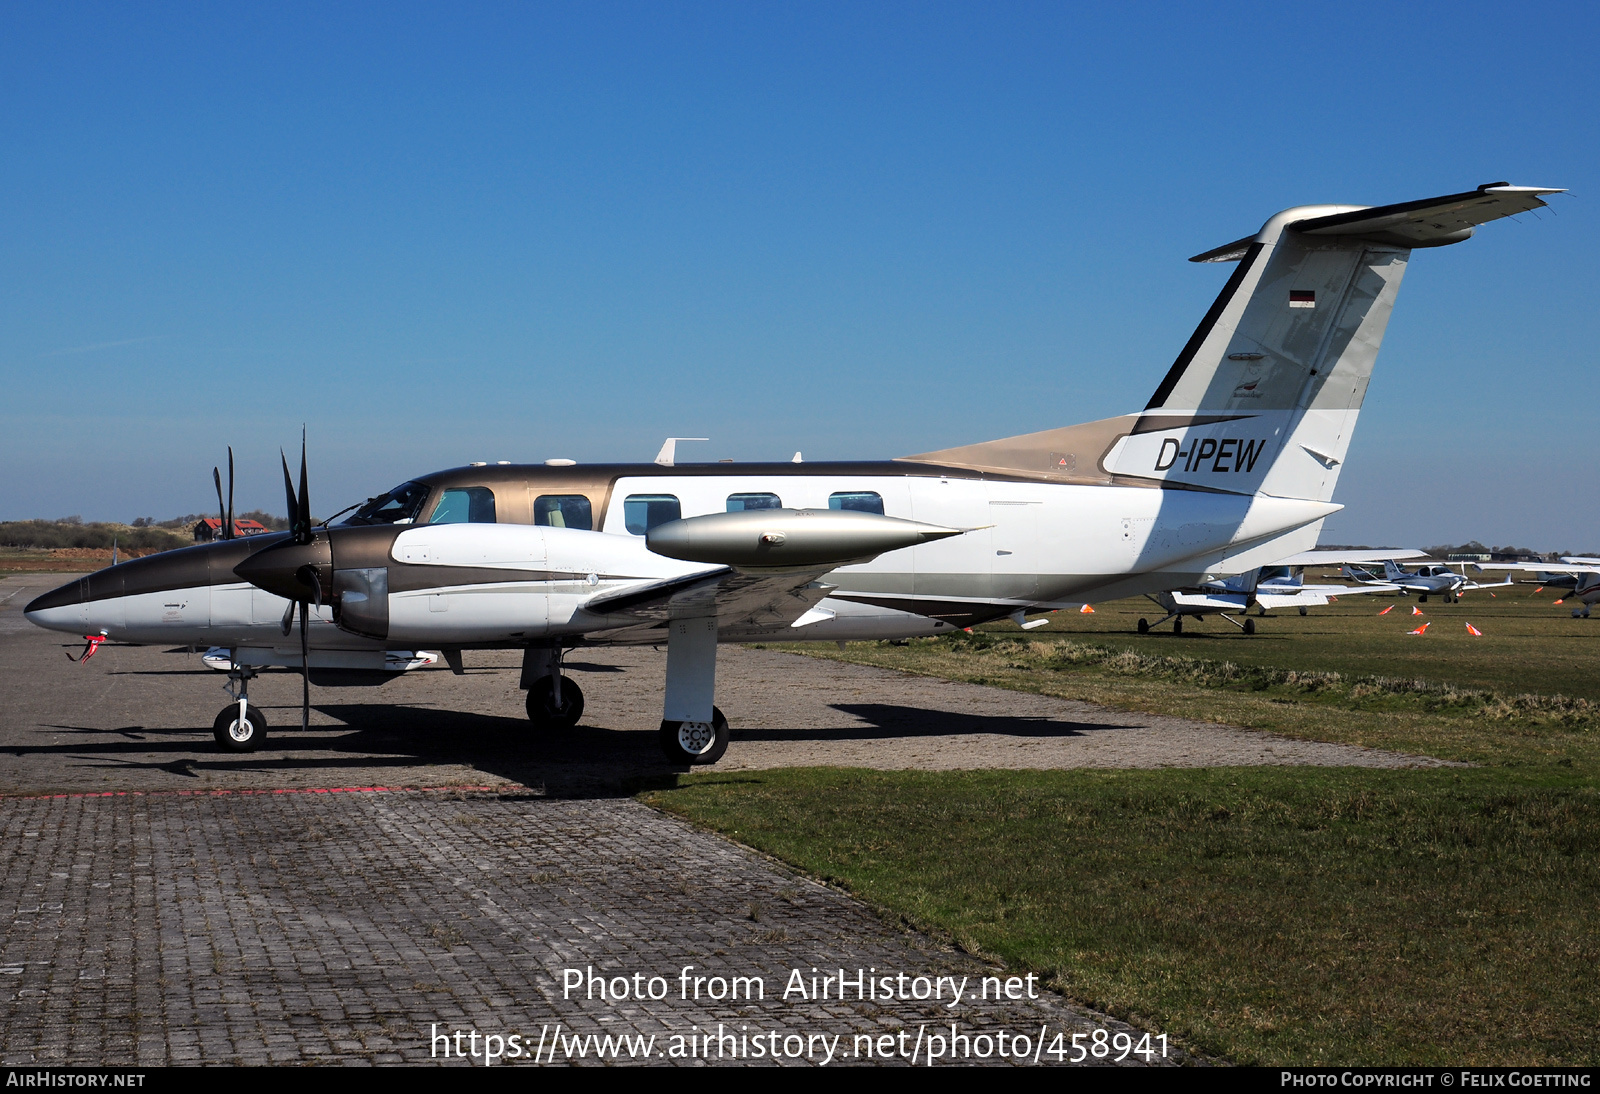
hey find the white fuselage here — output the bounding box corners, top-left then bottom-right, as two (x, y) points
(28, 469), (1338, 661)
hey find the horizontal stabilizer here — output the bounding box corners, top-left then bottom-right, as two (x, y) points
(1288, 184), (1563, 249)
(1191, 184), (1564, 261)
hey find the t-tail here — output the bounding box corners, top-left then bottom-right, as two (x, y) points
(903, 182), (1562, 507)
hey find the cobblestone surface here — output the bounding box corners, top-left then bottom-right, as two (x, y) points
(0, 788), (1181, 1066)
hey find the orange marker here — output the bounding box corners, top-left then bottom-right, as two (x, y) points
(1555, 599), (1565, 605)
(1378, 605), (1393, 615)
(1080, 604), (1095, 613)
(1408, 622), (1430, 635)
(1466, 623), (1483, 636)
(1411, 606), (1424, 616)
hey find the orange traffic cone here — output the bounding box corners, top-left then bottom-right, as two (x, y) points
(1080, 604), (1094, 613)
(1378, 605), (1393, 615)
(1466, 623), (1483, 636)
(1411, 606), (1424, 616)
(1408, 622), (1430, 635)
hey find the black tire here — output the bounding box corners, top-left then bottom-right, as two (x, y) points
(213, 703), (267, 753)
(1299, 606), (1308, 617)
(1243, 618), (1256, 635)
(526, 676), (585, 729)
(660, 706), (730, 765)
(1137, 618), (1150, 634)
(1172, 617), (1183, 635)
(1419, 594), (1428, 603)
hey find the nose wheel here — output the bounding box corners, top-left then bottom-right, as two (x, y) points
(213, 703), (267, 752)
(660, 707), (729, 765)
(526, 675), (585, 729)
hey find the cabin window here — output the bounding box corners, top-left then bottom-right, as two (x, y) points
(535, 494), (593, 531)
(343, 481), (431, 526)
(828, 490), (884, 515)
(429, 486), (498, 524)
(624, 494), (682, 535)
(726, 492), (782, 512)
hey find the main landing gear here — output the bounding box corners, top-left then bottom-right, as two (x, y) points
(660, 707), (730, 765)
(214, 660), (267, 753)
(1137, 612), (1253, 636)
(521, 647), (585, 730)
(519, 621), (735, 766)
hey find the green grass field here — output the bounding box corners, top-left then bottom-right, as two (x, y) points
(642, 587), (1600, 1065)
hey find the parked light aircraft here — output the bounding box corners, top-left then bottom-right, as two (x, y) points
(26, 182), (1562, 764)
(1338, 559), (1514, 603)
(1487, 558), (1600, 618)
(1137, 549), (1424, 634)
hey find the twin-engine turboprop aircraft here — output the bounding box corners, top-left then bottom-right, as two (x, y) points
(26, 181), (1562, 763)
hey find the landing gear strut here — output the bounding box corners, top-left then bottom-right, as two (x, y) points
(214, 659), (266, 752)
(659, 616), (730, 765)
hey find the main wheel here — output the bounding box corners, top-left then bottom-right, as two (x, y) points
(213, 703), (267, 753)
(1172, 617), (1183, 635)
(1419, 594), (1429, 603)
(1243, 618), (1256, 635)
(526, 676), (585, 729)
(1299, 606), (1309, 617)
(1137, 618), (1150, 634)
(660, 706), (730, 765)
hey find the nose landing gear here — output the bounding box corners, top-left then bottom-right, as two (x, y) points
(214, 660), (266, 752)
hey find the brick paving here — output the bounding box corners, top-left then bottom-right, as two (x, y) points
(0, 788), (1180, 1066)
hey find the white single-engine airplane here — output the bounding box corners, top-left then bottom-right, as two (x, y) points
(1137, 549), (1425, 634)
(1337, 558), (1514, 603)
(26, 181), (1562, 764)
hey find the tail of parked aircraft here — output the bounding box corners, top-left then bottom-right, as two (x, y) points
(903, 183), (1561, 505)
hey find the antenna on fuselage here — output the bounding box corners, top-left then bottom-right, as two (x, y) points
(654, 438), (709, 467)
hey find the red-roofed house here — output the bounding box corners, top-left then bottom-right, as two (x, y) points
(193, 518), (271, 542)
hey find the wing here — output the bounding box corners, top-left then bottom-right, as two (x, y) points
(577, 564), (839, 643)
(1275, 549), (1427, 566)
(1477, 562), (1600, 577)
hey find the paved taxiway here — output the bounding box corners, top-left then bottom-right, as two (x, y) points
(1, 569), (1434, 1065)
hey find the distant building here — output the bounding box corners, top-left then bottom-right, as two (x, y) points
(1446, 551), (1491, 562)
(1490, 550), (1548, 563)
(193, 518), (270, 542)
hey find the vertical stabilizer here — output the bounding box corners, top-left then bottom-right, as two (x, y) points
(902, 184), (1560, 504)
(1102, 184), (1561, 501)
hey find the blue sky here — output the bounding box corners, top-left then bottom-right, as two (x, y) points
(2, 2), (1594, 549)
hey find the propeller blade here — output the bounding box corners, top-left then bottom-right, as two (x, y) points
(280, 599), (295, 638)
(299, 598), (310, 732)
(226, 447), (235, 540)
(297, 430), (311, 544)
(213, 467), (226, 540)
(281, 450), (298, 536)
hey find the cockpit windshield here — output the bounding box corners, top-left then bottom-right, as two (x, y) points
(341, 481), (432, 526)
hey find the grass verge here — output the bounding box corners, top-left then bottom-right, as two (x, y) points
(643, 766), (1599, 1066)
(763, 631), (1599, 769)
